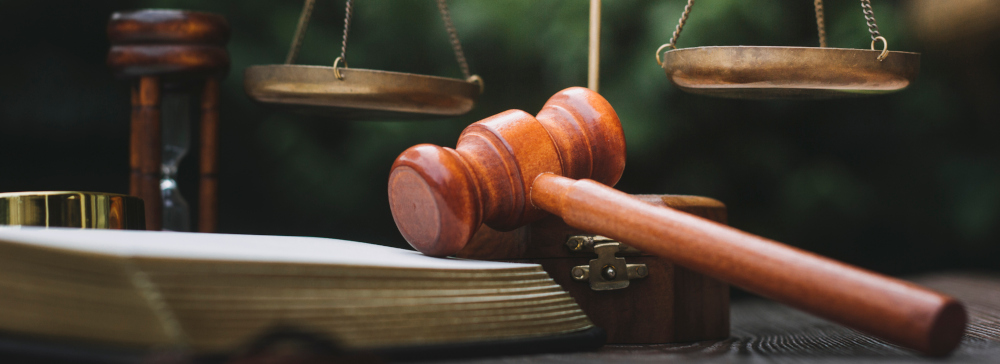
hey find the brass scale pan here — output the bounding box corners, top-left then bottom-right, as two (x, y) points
(245, 65), (480, 120)
(660, 46), (920, 99)
(657, 0), (920, 100)
(251, 46), (920, 110)
(245, 0), (481, 120)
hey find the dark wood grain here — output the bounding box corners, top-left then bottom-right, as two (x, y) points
(107, 44), (229, 78)
(534, 257), (729, 344)
(388, 87), (966, 355)
(107, 9), (230, 78)
(459, 195), (731, 344)
(129, 85), (141, 198)
(198, 77), (219, 233)
(108, 9), (229, 46)
(137, 76), (161, 231)
(437, 273), (1000, 364)
(460, 222), (528, 261)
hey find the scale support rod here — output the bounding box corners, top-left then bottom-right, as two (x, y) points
(588, 0), (601, 92)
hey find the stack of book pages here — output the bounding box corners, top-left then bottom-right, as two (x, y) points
(0, 228), (595, 355)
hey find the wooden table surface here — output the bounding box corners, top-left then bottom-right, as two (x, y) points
(432, 272), (1000, 364)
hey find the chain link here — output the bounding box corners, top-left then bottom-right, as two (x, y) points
(814, 0), (827, 48)
(860, 0), (881, 40)
(283, 0), (476, 84)
(285, 0), (316, 64)
(337, 0), (354, 68)
(437, 0), (472, 80)
(668, 0), (694, 49)
(656, 0), (694, 66)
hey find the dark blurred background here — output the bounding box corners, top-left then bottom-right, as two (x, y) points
(1, 0), (997, 275)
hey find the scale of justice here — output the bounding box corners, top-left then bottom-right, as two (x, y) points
(244, 0), (920, 121)
(243, 0), (955, 356)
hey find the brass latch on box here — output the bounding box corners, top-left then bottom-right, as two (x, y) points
(566, 235), (648, 291)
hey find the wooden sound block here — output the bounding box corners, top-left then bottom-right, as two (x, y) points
(458, 194), (730, 344)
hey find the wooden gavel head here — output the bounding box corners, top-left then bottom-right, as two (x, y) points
(389, 87), (626, 256)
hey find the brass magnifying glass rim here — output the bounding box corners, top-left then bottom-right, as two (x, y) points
(0, 191), (145, 230)
(245, 65), (482, 120)
(660, 46), (920, 99)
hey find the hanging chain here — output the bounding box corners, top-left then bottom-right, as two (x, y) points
(860, 0), (881, 40)
(814, 0), (827, 48)
(284, 0), (479, 86)
(285, 0), (316, 64)
(860, 0), (888, 61)
(668, 0), (694, 50)
(655, 0), (694, 66)
(332, 0), (354, 79)
(652, 0), (888, 64)
(338, 0), (354, 65)
(437, 0), (472, 81)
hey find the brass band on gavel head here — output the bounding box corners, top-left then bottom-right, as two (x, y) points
(0, 192), (145, 230)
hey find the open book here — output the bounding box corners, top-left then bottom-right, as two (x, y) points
(0, 227), (598, 358)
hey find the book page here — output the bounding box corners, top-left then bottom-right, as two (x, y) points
(0, 227), (533, 270)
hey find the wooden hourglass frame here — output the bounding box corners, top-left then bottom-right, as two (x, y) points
(107, 9), (229, 232)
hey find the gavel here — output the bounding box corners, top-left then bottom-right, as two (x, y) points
(388, 87), (966, 356)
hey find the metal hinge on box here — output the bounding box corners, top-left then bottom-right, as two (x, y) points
(566, 235), (648, 291)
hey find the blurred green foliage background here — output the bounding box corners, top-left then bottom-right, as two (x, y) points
(1, 0), (997, 275)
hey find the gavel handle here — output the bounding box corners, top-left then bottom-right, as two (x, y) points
(530, 174), (966, 356)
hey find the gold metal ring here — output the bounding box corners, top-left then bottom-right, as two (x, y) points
(333, 56), (346, 80)
(655, 43), (674, 67)
(870, 36), (888, 62)
(0, 191), (146, 230)
(467, 75), (484, 95)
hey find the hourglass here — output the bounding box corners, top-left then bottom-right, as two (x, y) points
(160, 87), (193, 231)
(107, 9), (229, 231)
